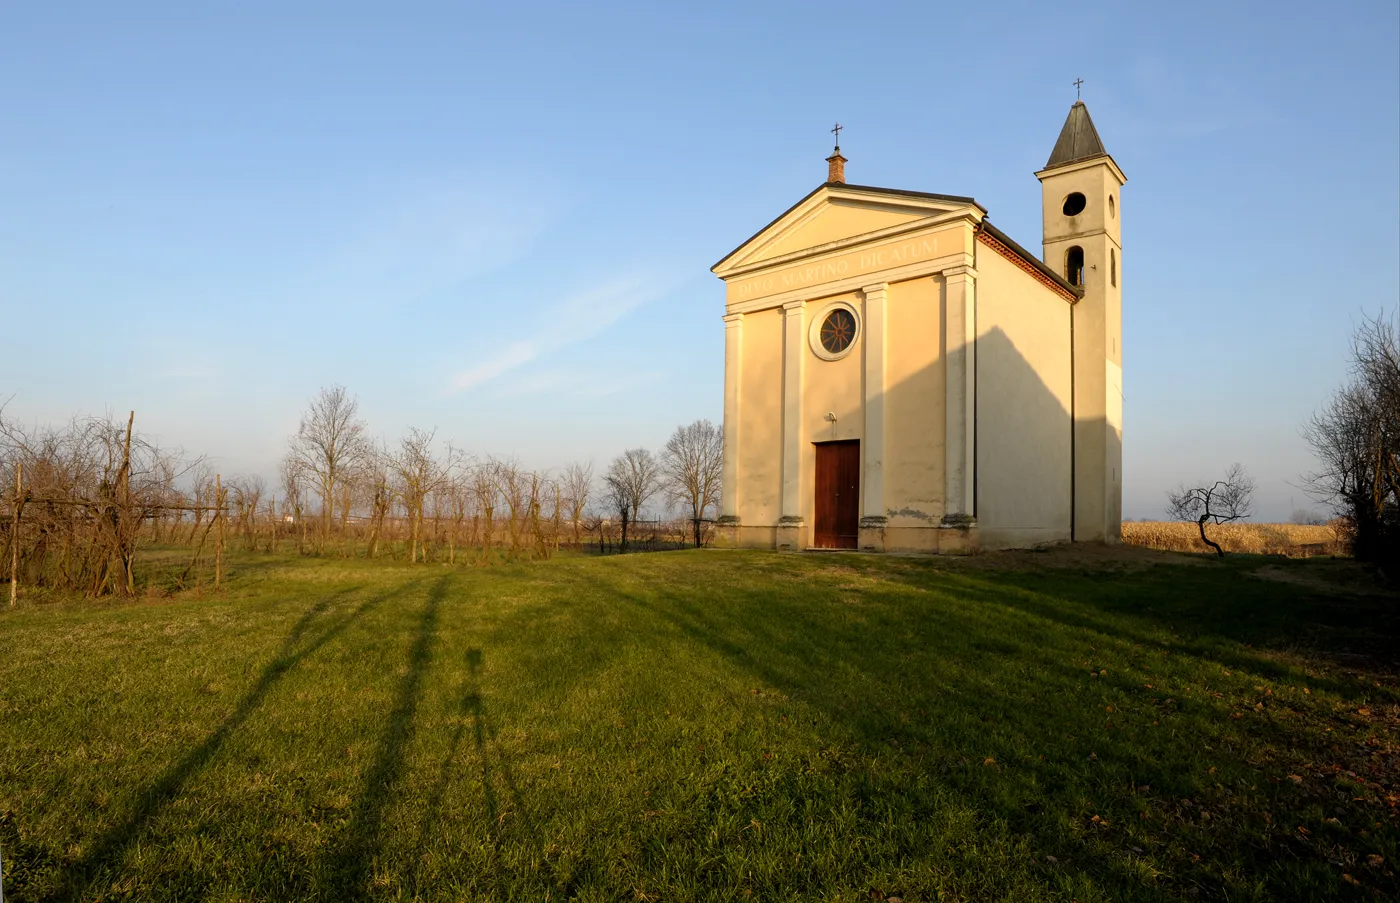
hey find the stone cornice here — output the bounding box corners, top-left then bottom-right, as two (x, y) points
(1034, 153), (1127, 185)
(723, 250), (971, 316)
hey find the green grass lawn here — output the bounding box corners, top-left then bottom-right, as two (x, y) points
(1, 548), (1397, 902)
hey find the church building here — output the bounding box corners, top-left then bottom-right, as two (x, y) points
(711, 100), (1124, 552)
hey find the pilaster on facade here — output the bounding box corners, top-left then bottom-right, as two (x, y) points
(942, 265), (977, 522)
(780, 300), (805, 522)
(861, 283), (888, 522)
(720, 312), (744, 521)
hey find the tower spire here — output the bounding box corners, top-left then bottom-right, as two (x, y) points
(1045, 98), (1107, 169)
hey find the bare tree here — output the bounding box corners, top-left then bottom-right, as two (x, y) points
(360, 442), (394, 560)
(605, 448), (660, 553)
(527, 470), (552, 559)
(394, 428), (459, 564)
(470, 459), (500, 562)
(444, 468), (473, 564)
(228, 474), (266, 552)
(496, 457), (529, 560)
(279, 455), (307, 553)
(1304, 311), (1400, 565)
(562, 460), (593, 549)
(661, 419), (723, 548)
(1167, 463), (1255, 558)
(286, 385), (368, 545)
(1290, 508), (1326, 527)
(601, 475), (630, 553)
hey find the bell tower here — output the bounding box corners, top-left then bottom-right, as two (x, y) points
(1036, 97), (1126, 542)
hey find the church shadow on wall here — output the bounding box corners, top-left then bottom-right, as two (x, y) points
(869, 320), (1120, 550)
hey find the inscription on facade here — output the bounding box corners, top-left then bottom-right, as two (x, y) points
(730, 231), (953, 303)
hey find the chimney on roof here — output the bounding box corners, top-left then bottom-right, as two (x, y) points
(826, 146), (847, 184)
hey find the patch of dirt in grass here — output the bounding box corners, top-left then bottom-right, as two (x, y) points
(934, 542), (1206, 574)
(1250, 559), (1396, 597)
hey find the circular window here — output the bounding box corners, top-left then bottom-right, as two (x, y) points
(820, 309), (856, 353)
(809, 302), (860, 361)
(1062, 192), (1087, 216)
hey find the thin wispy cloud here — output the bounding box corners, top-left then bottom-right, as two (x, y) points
(294, 174), (562, 311)
(448, 276), (665, 393)
(498, 368), (662, 399)
(451, 342), (540, 392)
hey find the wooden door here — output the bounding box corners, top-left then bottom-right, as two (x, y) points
(814, 441), (860, 549)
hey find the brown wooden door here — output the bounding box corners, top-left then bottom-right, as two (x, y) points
(814, 440), (860, 549)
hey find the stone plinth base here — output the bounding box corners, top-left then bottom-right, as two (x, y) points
(775, 516), (808, 551)
(858, 516), (887, 552)
(935, 521), (979, 554)
(935, 513), (979, 554)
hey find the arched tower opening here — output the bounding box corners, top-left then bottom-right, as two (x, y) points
(1066, 246), (1085, 286)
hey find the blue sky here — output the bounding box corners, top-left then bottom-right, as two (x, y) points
(2, 0), (1397, 521)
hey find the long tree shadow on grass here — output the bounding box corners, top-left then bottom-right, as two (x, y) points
(586, 569), (1166, 897)
(410, 645), (550, 899)
(319, 574), (458, 900)
(52, 581), (411, 903)
(882, 557), (1400, 699)
(413, 647), (483, 858)
(581, 559), (1393, 902)
(1053, 558), (1400, 675)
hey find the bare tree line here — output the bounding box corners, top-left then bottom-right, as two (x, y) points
(599, 419), (723, 552)
(1, 386), (726, 599)
(277, 387), (723, 558)
(0, 407), (210, 599)
(276, 388), (596, 564)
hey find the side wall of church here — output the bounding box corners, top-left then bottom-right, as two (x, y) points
(735, 307), (783, 547)
(974, 249), (1074, 549)
(883, 275), (946, 550)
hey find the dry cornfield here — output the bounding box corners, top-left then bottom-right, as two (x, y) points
(1122, 521), (1342, 556)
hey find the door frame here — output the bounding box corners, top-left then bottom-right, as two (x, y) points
(813, 439), (861, 549)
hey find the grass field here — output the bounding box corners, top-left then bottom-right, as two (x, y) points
(1, 547), (1397, 902)
(1122, 522), (1340, 557)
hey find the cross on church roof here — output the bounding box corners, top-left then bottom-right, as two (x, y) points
(1073, 78), (1084, 100)
(831, 122), (842, 148)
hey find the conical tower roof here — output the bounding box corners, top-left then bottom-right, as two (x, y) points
(1045, 100), (1107, 169)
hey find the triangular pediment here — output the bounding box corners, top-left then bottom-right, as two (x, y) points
(713, 184), (984, 276)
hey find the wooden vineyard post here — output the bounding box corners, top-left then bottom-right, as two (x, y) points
(10, 461), (22, 608)
(214, 474), (224, 591)
(122, 411), (135, 596)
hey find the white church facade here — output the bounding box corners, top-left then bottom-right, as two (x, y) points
(711, 101), (1125, 552)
